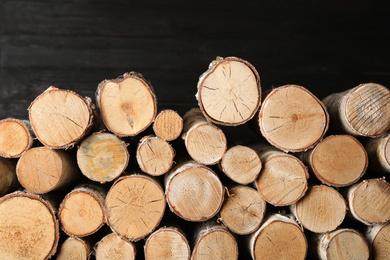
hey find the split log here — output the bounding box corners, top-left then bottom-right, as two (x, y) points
(57, 237), (91, 260)
(258, 84), (329, 152)
(165, 160), (224, 222)
(182, 108), (227, 165)
(144, 227), (190, 260)
(0, 192), (59, 259)
(322, 83), (390, 137)
(0, 119), (34, 158)
(136, 135), (175, 176)
(366, 222), (390, 260)
(95, 233), (136, 260)
(105, 174), (165, 241)
(77, 132), (129, 183)
(0, 157), (18, 196)
(218, 186), (266, 235)
(96, 72), (157, 137)
(290, 185), (346, 233)
(28, 87), (93, 149)
(196, 56), (261, 126)
(153, 109), (183, 141)
(364, 133), (390, 172)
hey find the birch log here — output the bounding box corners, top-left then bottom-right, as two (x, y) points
(364, 133), (390, 172)
(153, 109), (183, 141)
(366, 222), (390, 260)
(0, 119), (34, 158)
(95, 233), (136, 260)
(57, 237), (91, 260)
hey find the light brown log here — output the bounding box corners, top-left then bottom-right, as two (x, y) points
(219, 145), (262, 185)
(253, 144), (309, 206)
(322, 83), (390, 137)
(301, 135), (367, 187)
(28, 86), (93, 149)
(136, 135), (175, 176)
(144, 227), (190, 260)
(96, 72), (157, 137)
(16, 146), (78, 194)
(105, 174), (165, 241)
(165, 160), (224, 222)
(0, 192), (59, 259)
(182, 108), (227, 165)
(248, 214), (307, 260)
(58, 184), (106, 237)
(366, 222), (390, 260)
(95, 233), (136, 260)
(57, 237), (91, 260)
(153, 109), (183, 141)
(0, 119), (34, 158)
(219, 186), (266, 235)
(0, 157), (18, 196)
(77, 132), (129, 183)
(290, 185), (346, 233)
(196, 56), (261, 126)
(347, 178), (390, 225)
(258, 84), (329, 152)
(364, 133), (390, 172)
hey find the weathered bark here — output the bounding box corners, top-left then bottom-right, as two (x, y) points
(153, 109), (183, 141)
(0, 119), (34, 158)
(95, 233), (136, 260)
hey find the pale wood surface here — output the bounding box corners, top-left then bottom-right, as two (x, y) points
(153, 109), (183, 141)
(0, 119), (33, 158)
(366, 223), (390, 260)
(56, 237), (91, 260)
(95, 233), (136, 260)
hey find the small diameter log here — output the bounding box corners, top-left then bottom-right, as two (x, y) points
(105, 174), (165, 241)
(136, 135), (175, 176)
(28, 87), (93, 149)
(322, 83), (390, 137)
(0, 119), (34, 158)
(347, 178), (390, 225)
(77, 132), (129, 183)
(96, 72), (157, 137)
(253, 144), (308, 206)
(59, 184), (106, 237)
(219, 186), (266, 235)
(165, 160), (224, 222)
(364, 133), (390, 172)
(16, 146), (78, 194)
(95, 233), (136, 260)
(219, 145), (262, 185)
(0, 192), (59, 259)
(153, 109), (183, 141)
(182, 108), (227, 165)
(196, 56), (261, 126)
(248, 214), (307, 260)
(290, 185), (346, 233)
(144, 227), (190, 260)
(366, 222), (390, 260)
(258, 84), (329, 152)
(57, 237), (91, 260)
(301, 135), (367, 187)
(0, 157), (18, 196)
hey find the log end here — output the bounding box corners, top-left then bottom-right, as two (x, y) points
(0, 119), (33, 158)
(95, 233), (136, 260)
(153, 109), (183, 141)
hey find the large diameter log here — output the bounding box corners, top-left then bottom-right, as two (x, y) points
(322, 83), (390, 137)
(57, 237), (91, 260)
(196, 56), (261, 126)
(165, 160), (224, 222)
(258, 85), (329, 152)
(153, 109), (183, 141)
(0, 157), (18, 196)
(28, 87), (93, 149)
(248, 214), (307, 260)
(77, 132), (129, 183)
(95, 233), (136, 260)
(182, 108), (227, 165)
(364, 133), (390, 172)
(0, 192), (59, 259)
(105, 174), (165, 241)
(96, 72), (157, 137)
(366, 222), (390, 260)
(0, 119), (34, 158)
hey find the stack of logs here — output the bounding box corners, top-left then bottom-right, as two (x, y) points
(1, 56), (390, 259)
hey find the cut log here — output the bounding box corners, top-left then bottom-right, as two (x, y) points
(28, 86), (93, 149)
(182, 108), (227, 165)
(219, 186), (266, 235)
(301, 135), (367, 187)
(58, 184), (106, 237)
(96, 72), (157, 137)
(248, 214), (307, 260)
(347, 178), (390, 225)
(165, 160), (224, 222)
(77, 132), (129, 183)
(322, 83), (390, 137)
(144, 227), (190, 260)
(0, 157), (18, 196)
(253, 144), (309, 206)
(105, 174), (165, 241)
(95, 233), (136, 260)
(290, 185), (346, 233)
(57, 237), (91, 260)
(196, 56), (261, 126)
(0, 192), (59, 259)
(366, 222), (390, 260)
(136, 135), (175, 176)
(258, 84), (329, 152)
(16, 146), (79, 194)
(153, 109), (183, 141)
(364, 133), (390, 172)
(0, 119), (34, 158)
(219, 145), (262, 185)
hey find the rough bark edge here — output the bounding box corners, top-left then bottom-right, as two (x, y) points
(364, 133), (390, 172)
(0, 118), (34, 158)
